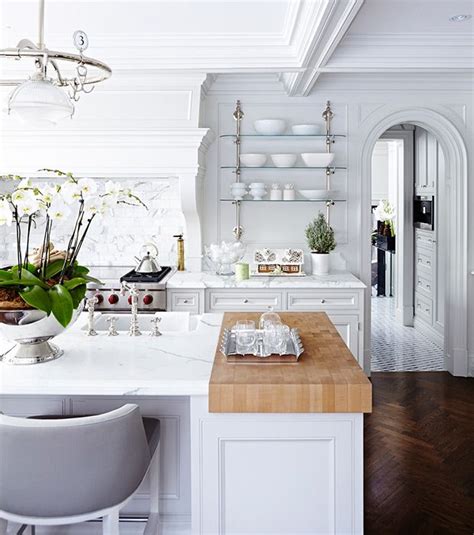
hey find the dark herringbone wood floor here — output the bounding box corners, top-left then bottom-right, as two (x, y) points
(365, 372), (474, 535)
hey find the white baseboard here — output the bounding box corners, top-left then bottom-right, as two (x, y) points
(413, 317), (444, 348)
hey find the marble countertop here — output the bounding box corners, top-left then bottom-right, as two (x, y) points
(0, 313), (223, 397)
(167, 270), (366, 289)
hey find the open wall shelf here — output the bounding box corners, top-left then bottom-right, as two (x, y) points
(223, 100), (344, 239)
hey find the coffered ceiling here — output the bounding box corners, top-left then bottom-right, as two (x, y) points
(1, 0), (472, 95)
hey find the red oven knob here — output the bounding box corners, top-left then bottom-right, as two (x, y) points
(108, 294), (119, 305)
(95, 293), (104, 304)
(143, 294), (153, 305)
(128, 295), (132, 305)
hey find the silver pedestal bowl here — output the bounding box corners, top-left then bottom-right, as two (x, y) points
(0, 308), (81, 365)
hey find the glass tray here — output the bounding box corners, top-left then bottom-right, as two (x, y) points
(220, 328), (304, 363)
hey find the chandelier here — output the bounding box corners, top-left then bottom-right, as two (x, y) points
(0, 0), (112, 125)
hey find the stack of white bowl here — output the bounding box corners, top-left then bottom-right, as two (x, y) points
(230, 182), (248, 200)
(249, 182), (266, 200)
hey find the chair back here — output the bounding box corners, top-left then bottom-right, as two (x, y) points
(0, 404), (150, 518)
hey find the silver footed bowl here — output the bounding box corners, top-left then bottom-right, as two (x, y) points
(0, 308), (81, 365)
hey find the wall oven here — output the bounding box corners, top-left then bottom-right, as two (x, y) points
(414, 196), (434, 230)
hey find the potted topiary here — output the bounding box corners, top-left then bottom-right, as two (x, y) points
(305, 212), (336, 275)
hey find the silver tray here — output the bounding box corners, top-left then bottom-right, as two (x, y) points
(220, 327), (304, 361)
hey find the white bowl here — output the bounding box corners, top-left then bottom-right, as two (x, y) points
(301, 152), (335, 167)
(292, 124), (323, 135)
(249, 182), (266, 189)
(299, 189), (338, 200)
(251, 192), (266, 200)
(240, 153), (267, 167)
(270, 154), (297, 168)
(231, 182), (247, 190)
(253, 119), (286, 136)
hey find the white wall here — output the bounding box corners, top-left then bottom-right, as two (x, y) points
(201, 72), (473, 375)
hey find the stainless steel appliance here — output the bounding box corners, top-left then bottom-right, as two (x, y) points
(414, 196), (434, 230)
(86, 266), (176, 313)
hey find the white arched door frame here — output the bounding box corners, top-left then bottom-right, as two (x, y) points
(358, 107), (469, 376)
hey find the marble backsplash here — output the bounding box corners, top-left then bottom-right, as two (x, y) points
(0, 177), (184, 272)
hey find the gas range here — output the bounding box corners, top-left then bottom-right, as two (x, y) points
(86, 266), (176, 312)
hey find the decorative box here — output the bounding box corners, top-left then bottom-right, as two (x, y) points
(253, 248), (305, 276)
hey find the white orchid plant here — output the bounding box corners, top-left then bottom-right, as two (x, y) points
(0, 170), (145, 327)
(374, 200), (396, 238)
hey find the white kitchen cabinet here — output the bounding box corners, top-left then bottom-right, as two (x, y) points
(191, 396), (363, 535)
(168, 289), (204, 314)
(0, 396), (66, 417)
(415, 127), (436, 195)
(206, 290), (283, 312)
(168, 285), (365, 365)
(414, 228), (443, 347)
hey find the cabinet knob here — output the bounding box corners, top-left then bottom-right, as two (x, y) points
(320, 299), (326, 304)
(427, 261), (431, 265)
(183, 299), (189, 304)
(243, 299), (249, 303)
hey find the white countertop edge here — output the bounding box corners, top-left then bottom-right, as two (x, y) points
(166, 270), (366, 290)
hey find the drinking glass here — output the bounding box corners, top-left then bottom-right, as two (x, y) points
(234, 320), (257, 354)
(263, 323), (290, 355)
(259, 311), (282, 330)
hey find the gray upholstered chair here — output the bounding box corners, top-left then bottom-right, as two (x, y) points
(0, 404), (161, 535)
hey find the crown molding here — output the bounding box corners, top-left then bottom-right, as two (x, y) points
(282, 0), (364, 96)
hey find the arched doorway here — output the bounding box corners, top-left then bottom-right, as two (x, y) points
(357, 108), (468, 376)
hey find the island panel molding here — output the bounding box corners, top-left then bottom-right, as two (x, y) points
(209, 312), (372, 413)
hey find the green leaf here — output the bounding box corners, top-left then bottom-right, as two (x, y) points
(19, 285), (51, 314)
(69, 285), (87, 309)
(83, 274), (102, 284)
(18, 269), (49, 289)
(0, 270), (13, 281)
(72, 264), (90, 276)
(11, 263), (37, 274)
(49, 284), (73, 327)
(44, 259), (65, 280)
(63, 277), (88, 290)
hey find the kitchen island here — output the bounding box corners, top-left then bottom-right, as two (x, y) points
(0, 311), (371, 535)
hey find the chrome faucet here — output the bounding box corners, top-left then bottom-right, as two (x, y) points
(85, 295), (98, 336)
(121, 282), (141, 336)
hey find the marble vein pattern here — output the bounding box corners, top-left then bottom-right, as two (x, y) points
(166, 270), (366, 289)
(0, 177), (184, 269)
(0, 312), (224, 396)
(371, 297), (444, 372)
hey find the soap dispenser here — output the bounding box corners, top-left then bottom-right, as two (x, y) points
(174, 233), (185, 271)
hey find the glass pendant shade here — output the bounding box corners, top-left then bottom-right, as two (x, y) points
(8, 78), (74, 125)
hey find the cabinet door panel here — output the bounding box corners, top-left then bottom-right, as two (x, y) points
(327, 314), (359, 360)
(0, 396), (65, 417)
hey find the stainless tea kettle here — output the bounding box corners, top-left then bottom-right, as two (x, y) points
(134, 243), (161, 273)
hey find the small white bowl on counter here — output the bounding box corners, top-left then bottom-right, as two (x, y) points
(253, 119), (286, 135)
(270, 154), (297, 168)
(292, 124), (323, 135)
(299, 189), (339, 200)
(240, 153), (267, 167)
(301, 152), (335, 167)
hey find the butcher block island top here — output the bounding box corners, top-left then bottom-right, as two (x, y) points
(209, 312), (372, 413)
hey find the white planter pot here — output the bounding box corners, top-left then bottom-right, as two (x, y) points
(311, 253), (330, 275)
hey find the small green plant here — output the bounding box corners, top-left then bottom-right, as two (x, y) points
(305, 212), (336, 254)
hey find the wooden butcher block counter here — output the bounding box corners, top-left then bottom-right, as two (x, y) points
(209, 311), (372, 413)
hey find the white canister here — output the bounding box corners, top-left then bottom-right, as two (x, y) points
(283, 184), (295, 200)
(270, 184), (282, 201)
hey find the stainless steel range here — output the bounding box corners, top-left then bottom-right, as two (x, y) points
(86, 266), (176, 313)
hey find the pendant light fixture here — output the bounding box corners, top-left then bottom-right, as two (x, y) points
(0, 0), (111, 125)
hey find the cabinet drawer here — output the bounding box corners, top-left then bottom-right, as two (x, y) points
(415, 293), (433, 324)
(287, 291), (359, 311)
(415, 230), (435, 251)
(416, 248), (433, 273)
(0, 396), (65, 417)
(415, 272), (433, 297)
(207, 291), (282, 312)
(169, 290), (201, 313)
